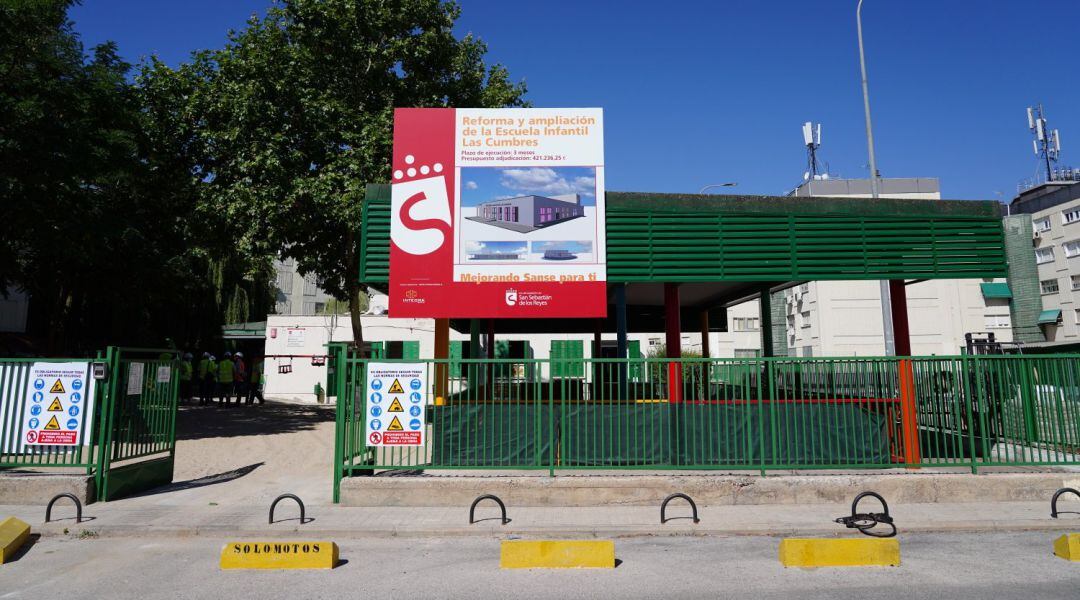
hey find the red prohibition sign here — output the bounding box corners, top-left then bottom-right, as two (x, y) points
(26, 431), (37, 443)
(369, 432), (382, 444)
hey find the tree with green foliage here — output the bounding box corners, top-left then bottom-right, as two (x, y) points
(139, 0), (527, 347)
(2, 0), (271, 353)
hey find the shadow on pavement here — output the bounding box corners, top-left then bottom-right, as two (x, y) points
(175, 403), (333, 440)
(125, 463), (265, 498)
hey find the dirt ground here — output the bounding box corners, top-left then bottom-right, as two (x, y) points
(124, 400), (336, 506)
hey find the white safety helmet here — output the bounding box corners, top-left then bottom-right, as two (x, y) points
(224, 351), (232, 358)
(184, 352), (193, 359)
(235, 352), (243, 358)
(209, 355), (216, 361)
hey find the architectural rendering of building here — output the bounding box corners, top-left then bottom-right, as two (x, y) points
(469, 193), (584, 232)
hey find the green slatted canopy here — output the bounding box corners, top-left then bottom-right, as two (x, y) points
(358, 184), (1007, 331)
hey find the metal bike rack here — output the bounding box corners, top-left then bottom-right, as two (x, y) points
(834, 491), (896, 538)
(1050, 487), (1080, 518)
(660, 493), (700, 524)
(45, 493), (83, 524)
(469, 494), (509, 525)
(269, 493), (306, 525)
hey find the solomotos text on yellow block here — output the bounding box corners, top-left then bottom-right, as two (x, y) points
(220, 541), (338, 570)
(1053, 534), (1080, 561)
(500, 540), (615, 569)
(779, 538), (900, 568)
(1, 517), (31, 564)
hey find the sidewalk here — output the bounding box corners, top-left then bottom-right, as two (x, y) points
(4, 499), (1078, 540)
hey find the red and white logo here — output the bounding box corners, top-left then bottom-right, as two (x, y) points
(390, 155), (452, 256)
(26, 431), (37, 443)
(504, 289), (518, 306)
(368, 431), (382, 445)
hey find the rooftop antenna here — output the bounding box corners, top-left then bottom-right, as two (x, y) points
(1027, 104), (1062, 182)
(802, 121), (824, 180)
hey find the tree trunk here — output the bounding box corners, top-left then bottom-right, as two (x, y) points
(345, 229), (364, 354)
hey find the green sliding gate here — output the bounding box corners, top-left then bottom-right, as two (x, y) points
(1, 346), (179, 501)
(333, 352), (1080, 502)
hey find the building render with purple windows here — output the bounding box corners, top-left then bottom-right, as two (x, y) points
(475, 193), (584, 230)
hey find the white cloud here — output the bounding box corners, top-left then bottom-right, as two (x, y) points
(499, 168), (595, 197)
(465, 181), (478, 190)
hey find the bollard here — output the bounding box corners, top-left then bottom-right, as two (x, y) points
(45, 493), (83, 524)
(660, 493), (700, 524)
(269, 493), (306, 525)
(469, 494), (509, 525)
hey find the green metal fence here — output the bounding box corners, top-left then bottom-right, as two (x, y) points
(333, 353), (1080, 501)
(0, 347), (179, 501)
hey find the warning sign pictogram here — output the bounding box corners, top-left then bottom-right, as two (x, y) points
(47, 397), (63, 412)
(50, 379), (65, 394)
(387, 379), (405, 394)
(44, 415), (61, 430)
(387, 398), (404, 413)
(387, 416), (404, 431)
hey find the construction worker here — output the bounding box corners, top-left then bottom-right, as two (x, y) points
(179, 352), (194, 403)
(198, 352), (213, 405)
(218, 351), (235, 405)
(233, 352), (248, 404)
(247, 357), (264, 404)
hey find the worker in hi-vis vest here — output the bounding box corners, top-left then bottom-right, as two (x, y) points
(179, 352), (194, 403)
(217, 351), (235, 405)
(197, 353), (212, 405)
(247, 358), (264, 405)
(233, 352), (247, 405)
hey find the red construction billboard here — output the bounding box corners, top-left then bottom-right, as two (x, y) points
(388, 108), (606, 318)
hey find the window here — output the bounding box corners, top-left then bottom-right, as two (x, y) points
(799, 283), (809, 294)
(1041, 278), (1059, 294)
(985, 314), (1011, 329)
(1064, 209), (1080, 225)
(1065, 240), (1080, 258)
(302, 301), (316, 314)
(800, 311), (811, 328)
(303, 274), (317, 296)
(801, 346), (814, 357)
(732, 317), (759, 331)
(1073, 275), (1080, 291)
(1035, 246), (1055, 264)
(276, 270), (293, 294)
(734, 349), (760, 358)
(1075, 309), (1080, 326)
(1035, 218), (1052, 232)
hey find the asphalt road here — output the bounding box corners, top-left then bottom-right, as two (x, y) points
(2, 532), (1077, 599)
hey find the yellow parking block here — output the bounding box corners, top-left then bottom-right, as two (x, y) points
(1053, 534), (1080, 562)
(220, 541), (338, 570)
(500, 540), (615, 569)
(1, 517), (31, 564)
(779, 538), (900, 568)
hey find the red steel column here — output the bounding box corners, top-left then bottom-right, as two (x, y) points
(665, 283), (683, 403)
(890, 280), (920, 465)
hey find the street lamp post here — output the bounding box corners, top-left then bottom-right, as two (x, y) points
(698, 183), (738, 194)
(857, 0), (895, 355)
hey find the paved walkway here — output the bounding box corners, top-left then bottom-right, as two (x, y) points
(5, 499), (1079, 539)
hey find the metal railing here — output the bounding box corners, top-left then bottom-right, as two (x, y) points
(332, 354), (1080, 500)
(1, 347), (179, 501)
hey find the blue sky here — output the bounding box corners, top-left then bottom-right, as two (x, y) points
(459, 167), (597, 206)
(72, 0), (1080, 201)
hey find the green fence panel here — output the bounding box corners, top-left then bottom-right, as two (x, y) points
(431, 404), (553, 467)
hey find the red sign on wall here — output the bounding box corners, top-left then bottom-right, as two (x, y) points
(388, 108), (606, 318)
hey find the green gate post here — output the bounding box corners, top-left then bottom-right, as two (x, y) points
(331, 342), (349, 503)
(93, 346), (121, 500)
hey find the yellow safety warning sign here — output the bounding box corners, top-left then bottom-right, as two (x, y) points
(387, 416), (404, 431)
(44, 416), (61, 431)
(47, 398), (63, 412)
(388, 398), (404, 413)
(50, 379), (65, 394)
(387, 379), (405, 394)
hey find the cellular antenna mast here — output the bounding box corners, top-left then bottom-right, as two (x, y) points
(802, 121), (824, 179)
(1027, 104), (1062, 181)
